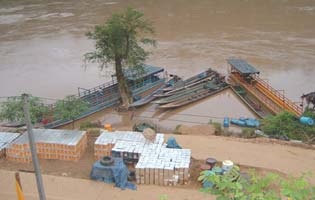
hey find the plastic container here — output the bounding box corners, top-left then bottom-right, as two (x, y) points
(206, 158), (217, 169)
(223, 117), (230, 128)
(222, 160), (234, 172)
(230, 119), (246, 126)
(104, 124), (112, 131)
(300, 116), (314, 126)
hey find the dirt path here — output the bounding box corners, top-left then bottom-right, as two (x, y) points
(0, 170), (214, 200)
(172, 134), (315, 176)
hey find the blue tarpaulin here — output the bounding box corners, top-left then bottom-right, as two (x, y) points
(166, 137), (182, 149)
(90, 158), (136, 190)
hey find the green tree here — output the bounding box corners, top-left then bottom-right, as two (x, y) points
(84, 7), (156, 108)
(54, 95), (89, 129)
(0, 95), (48, 123)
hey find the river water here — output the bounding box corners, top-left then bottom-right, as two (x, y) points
(1, 0), (315, 128)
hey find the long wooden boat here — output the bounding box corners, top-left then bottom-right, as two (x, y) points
(153, 80), (215, 104)
(129, 78), (175, 108)
(162, 68), (214, 92)
(159, 84), (230, 109)
(154, 72), (217, 98)
(230, 85), (273, 118)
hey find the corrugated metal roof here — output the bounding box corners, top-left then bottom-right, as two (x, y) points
(227, 58), (260, 75)
(124, 64), (164, 81)
(12, 129), (86, 146)
(0, 132), (21, 150)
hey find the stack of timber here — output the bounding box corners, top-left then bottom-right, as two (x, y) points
(0, 132), (20, 158)
(153, 69), (229, 109)
(6, 129), (87, 163)
(94, 131), (191, 186)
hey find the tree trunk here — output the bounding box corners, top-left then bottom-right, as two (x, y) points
(115, 57), (133, 108)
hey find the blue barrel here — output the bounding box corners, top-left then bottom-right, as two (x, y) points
(300, 116), (314, 126)
(230, 119), (246, 126)
(223, 117), (230, 128)
(245, 118), (260, 128)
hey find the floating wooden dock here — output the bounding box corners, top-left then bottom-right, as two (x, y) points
(228, 58), (303, 117)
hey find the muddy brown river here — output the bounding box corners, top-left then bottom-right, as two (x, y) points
(1, 0), (315, 128)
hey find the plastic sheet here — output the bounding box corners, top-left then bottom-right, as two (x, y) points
(166, 137), (182, 149)
(90, 158), (136, 190)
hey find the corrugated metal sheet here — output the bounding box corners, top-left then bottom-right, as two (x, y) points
(227, 58), (260, 75)
(12, 129), (86, 146)
(0, 132), (20, 150)
(124, 64), (164, 81)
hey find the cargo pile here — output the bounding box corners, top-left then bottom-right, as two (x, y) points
(6, 129), (87, 163)
(94, 131), (191, 186)
(0, 132), (20, 158)
(94, 131), (147, 160)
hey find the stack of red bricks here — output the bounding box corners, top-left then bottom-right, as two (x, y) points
(6, 129), (87, 163)
(0, 132), (21, 158)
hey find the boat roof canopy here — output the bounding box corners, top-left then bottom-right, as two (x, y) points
(124, 64), (164, 81)
(227, 58), (260, 75)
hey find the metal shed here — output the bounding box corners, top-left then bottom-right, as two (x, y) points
(227, 58), (260, 75)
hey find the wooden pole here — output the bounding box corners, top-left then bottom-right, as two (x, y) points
(22, 94), (46, 200)
(15, 172), (22, 190)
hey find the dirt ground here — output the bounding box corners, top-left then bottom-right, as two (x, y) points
(1, 128), (313, 187)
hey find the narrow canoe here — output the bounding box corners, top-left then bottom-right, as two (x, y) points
(162, 68), (214, 92)
(159, 84), (230, 109)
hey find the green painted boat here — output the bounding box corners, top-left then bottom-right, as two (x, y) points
(154, 73), (217, 98)
(159, 84), (230, 109)
(153, 80), (215, 104)
(162, 68), (214, 92)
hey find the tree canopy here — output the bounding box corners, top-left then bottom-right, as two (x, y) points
(54, 95), (89, 128)
(0, 95), (48, 123)
(84, 7), (156, 107)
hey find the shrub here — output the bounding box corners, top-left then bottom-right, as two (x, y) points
(241, 128), (256, 138)
(79, 121), (101, 130)
(261, 111), (315, 143)
(210, 122), (222, 136)
(86, 128), (101, 137)
(173, 124), (182, 135)
(199, 166), (315, 200)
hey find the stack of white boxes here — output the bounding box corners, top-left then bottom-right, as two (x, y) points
(94, 131), (191, 186)
(94, 131), (147, 160)
(135, 148), (191, 186)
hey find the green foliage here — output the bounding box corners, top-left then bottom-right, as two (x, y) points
(173, 124), (182, 134)
(84, 8), (156, 106)
(280, 174), (315, 200)
(241, 128), (256, 138)
(133, 122), (156, 132)
(84, 7), (155, 68)
(79, 121), (101, 130)
(303, 109), (315, 119)
(54, 95), (89, 122)
(261, 111), (315, 143)
(86, 128), (101, 137)
(209, 122), (222, 136)
(0, 95), (48, 123)
(199, 166), (315, 200)
(159, 194), (168, 200)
